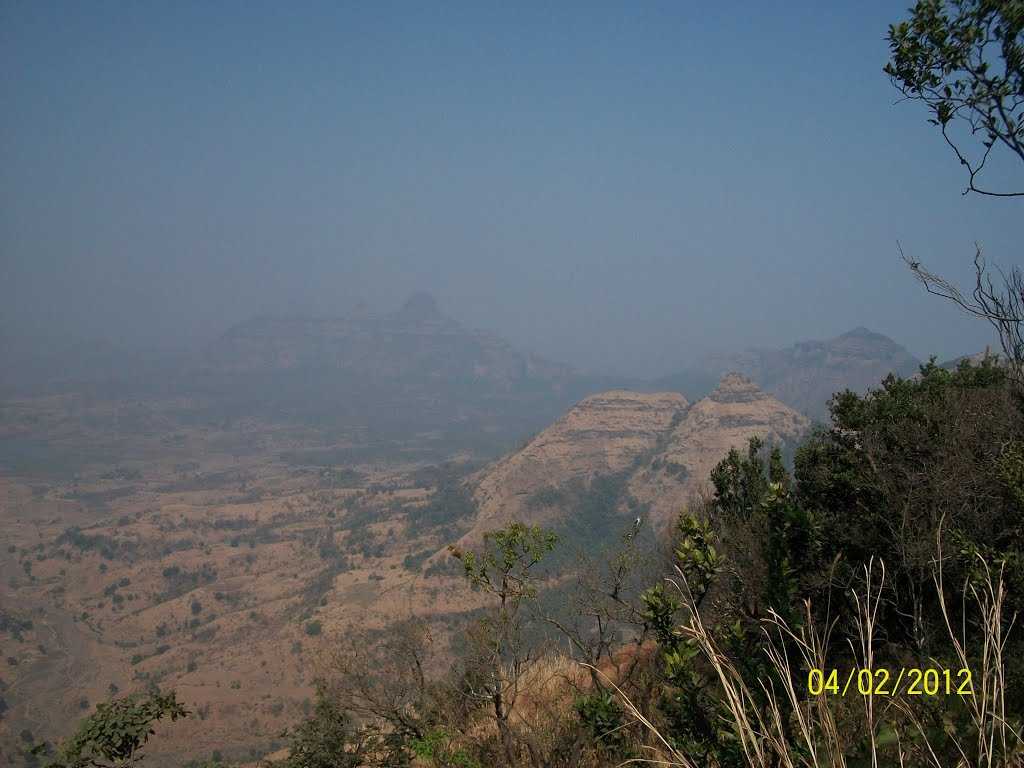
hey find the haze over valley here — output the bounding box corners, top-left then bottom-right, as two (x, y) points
(0, 291), (973, 762)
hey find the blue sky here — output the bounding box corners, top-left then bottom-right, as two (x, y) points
(2, 1), (1019, 375)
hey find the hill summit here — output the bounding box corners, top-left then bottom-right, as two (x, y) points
(394, 291), (445, 324)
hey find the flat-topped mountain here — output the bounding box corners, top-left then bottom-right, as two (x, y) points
(694, 327), (921, 422)
(187, 294), (611, 451)
(202, 293), (570, 384)
(459, 374), (809, 546)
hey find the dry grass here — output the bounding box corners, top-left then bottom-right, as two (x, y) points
(611, 543), (1023, 768)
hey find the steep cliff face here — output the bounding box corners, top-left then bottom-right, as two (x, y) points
(468, 390), (689, 534)
(627, 373), (809, 529)
(460, 374), (809, 544)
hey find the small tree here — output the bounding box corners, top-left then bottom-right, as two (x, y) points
(42, 689), (188, 768)
(281, 684), (364, 768)
(449, 523), (558, 766)
(317, 618), (437, 754)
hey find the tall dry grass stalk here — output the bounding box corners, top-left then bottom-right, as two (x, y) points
(609, 547), (1022, 768)
(894, 534), (1021, 768)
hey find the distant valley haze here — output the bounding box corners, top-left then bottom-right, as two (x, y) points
(0, 288), (928, 434)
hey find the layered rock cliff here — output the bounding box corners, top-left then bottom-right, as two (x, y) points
(460, 373), (809, 544)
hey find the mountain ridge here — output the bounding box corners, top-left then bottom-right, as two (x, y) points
(457, 373), (809, 547)
(682, 327), (922, 421)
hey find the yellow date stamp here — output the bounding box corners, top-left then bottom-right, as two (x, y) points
(807, 667), (973, 697)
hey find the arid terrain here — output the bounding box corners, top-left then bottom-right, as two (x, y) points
(0, 372), (809, 764)
(0, 300), (923, 764)
(0, 394), (494, 763)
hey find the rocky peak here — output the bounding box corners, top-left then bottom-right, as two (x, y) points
(559, 390), (690, 433)
(840, 326), (882, 340)
(395, 292), (444, 324)
(693, 329), (920, 421)
(626, 380), (810, 529)
(707, 372), (766, 404)
(830, 326), (911, 361)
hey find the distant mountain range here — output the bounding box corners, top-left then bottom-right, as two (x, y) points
(201, 292), (575, 385)
(658, 327), (922, 422)
(1, 296), (944, 450)
(183, 293), (620, 452)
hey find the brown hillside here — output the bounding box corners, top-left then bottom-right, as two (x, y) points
(629, 373), (810, 529)
(466, 390), (689, 538)
(462, 374), (809, 543)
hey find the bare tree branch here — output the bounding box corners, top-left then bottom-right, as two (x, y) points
(899, 241), (1023, 381)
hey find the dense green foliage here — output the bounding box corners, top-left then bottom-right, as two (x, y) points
(799, 361), (1023, 641)
(40, 689), (188, 768)
(646, 359), (1024, 765)
(279, 688), (363, 768)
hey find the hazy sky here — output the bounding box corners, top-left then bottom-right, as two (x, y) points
(2, 1), (1019, 376)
